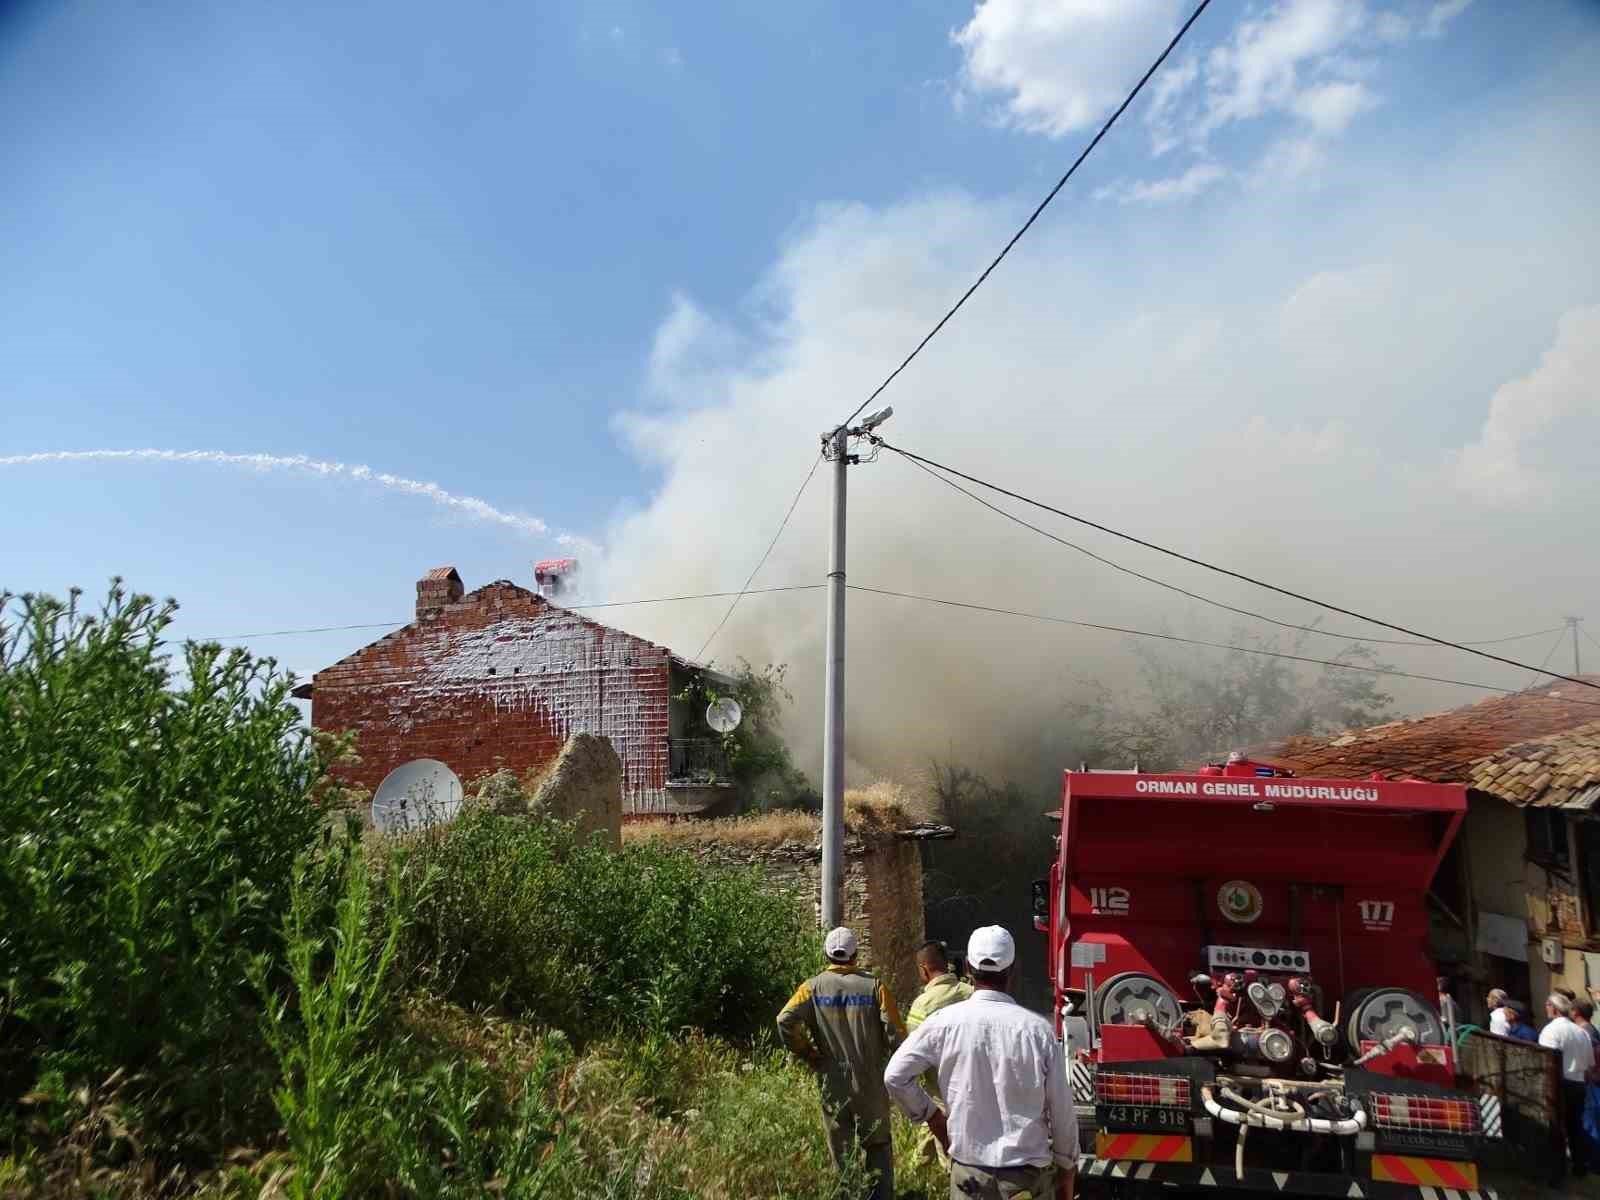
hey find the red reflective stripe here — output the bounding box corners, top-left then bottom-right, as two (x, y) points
(1150, 1136), (1184, 1161)
(1374, 1157), (1421, 1185)
(1431, 1161), (1475, 1189)
(1099, 1133), (1135, 1158)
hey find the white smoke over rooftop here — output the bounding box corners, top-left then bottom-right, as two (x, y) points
(594, 77), (1600, 785)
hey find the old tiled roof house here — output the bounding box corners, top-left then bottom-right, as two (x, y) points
(1263, 678), (1600, 1016)
(295, 565), (736, 815)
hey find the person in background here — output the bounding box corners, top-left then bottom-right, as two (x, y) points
(1575, 998), (1600, 1061)
(908, 940), (975, 1031)
(776, 926), (904, 1200)
(1540, 992), (1596, 1184)
(1506, 1002), (1539, 1042)
(884, 926), (1077, 1200)
(905, 940), (974, 1164)
(1436, 975), (1460, 1027)
(1486, 988), (1511, 1035)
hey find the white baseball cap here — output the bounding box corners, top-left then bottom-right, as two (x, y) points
(967, 925), (1015, 972)
(824, 926), (859, 963)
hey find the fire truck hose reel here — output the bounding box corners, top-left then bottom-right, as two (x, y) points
(1201, 1086), (1367, 1136)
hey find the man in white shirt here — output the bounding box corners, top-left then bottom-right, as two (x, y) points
(1486, 988), (1510, 1037)
(883, 926), (1078, 1200)
(1539, 992), (1595, 1182)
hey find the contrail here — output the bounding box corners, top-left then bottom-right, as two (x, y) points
(0, 449), (589, 548)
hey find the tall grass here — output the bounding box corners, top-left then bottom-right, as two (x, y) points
(381, 808), (815, 1043)
(1, 583), (937, 1197)
(251, 847), (403, 1200)
(0, 585), (335, 1156)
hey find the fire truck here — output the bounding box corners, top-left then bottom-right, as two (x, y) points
(1035, 756), (1494, 1198)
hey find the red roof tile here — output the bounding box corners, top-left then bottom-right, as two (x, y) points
(1259, 676), (1600, 784)
(1465, 720), (1600, 809)
(423, 566), (461, 582)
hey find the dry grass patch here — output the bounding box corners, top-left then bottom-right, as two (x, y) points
(624, 779), (931, 850)
(623, 809), (816, 850)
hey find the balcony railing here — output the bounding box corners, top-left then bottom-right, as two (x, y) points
(667, 737), (732, 785)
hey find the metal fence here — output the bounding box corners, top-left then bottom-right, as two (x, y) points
(666, 737), (731, 784)
(1456, 1028), (1560, 1168)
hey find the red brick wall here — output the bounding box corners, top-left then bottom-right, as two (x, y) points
(311, 582), (674, 812)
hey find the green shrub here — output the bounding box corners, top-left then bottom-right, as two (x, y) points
(252, 845), (405, 1200)
(381, 809), (814, 1043)
(0, 584), (334, 1153)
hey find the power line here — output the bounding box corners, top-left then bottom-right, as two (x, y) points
(1583, 624), (1600, 656)
(196, 584), (825, 642)
(847, 584), (1600, 705)
(190, 579), (1596, 707)
(696, 453), (825, 660)
(1527, 629), (1569, 689)
(896, 450), (1560, 651)
(834, 0), (1214, 432)
(876, 438), (1600, 692)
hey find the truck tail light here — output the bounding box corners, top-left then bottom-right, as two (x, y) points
(1370, 1094), (1479, 1135)
(1096, 1072), (1191, 1108)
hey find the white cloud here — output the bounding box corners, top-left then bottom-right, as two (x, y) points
(1292, 79), (1378, 134)
(1144, 54), (1199, 154)
(1454, 305), (1600, 505)
(660, 46), (684, 69)
(1422, 0), (1473, 38)
(1199, 0), (1367, 135)
(951, 0), (1185, 137)
(970, 0), (1470, 202)
(1252, 134), (1328, 183)
(1098, 161), (1228, 204)
(1374, 0), (1473, 43)
(1236, 415), (1352, 462)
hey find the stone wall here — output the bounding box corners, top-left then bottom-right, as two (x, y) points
(678, 833), (925, 1006)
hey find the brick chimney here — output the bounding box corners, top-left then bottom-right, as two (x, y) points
(416, 566), (464, 621)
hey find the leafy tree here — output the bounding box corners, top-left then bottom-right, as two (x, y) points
(1063, 631), (1395, 771)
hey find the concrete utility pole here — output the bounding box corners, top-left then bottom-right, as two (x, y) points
(1567, 616), (1584, 676)
(819, 407), (892, 929)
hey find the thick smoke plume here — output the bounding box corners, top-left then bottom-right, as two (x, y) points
(595, 94), (1600, 790)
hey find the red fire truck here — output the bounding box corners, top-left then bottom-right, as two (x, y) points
(1035, 756), (1494, 1198)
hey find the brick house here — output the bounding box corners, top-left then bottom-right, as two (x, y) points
(1261, 677), (1600, 1015)
(295, 566), (737, 815)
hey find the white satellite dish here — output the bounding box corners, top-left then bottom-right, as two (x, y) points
(705, 697), (743, 733)
(372, 758), (463, 834)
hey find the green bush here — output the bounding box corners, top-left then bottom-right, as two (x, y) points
(382, 809), (814, 1043)
(0, 584), (333, 1153)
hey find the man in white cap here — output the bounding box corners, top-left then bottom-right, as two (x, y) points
(884, 925), (1078, 1200)
(777, 926), (906, 1200)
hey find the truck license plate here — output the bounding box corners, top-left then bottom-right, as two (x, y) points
(1097, 1104), (1191, 1132)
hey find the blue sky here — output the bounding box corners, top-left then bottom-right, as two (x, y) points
(4, 1), (1599, 768)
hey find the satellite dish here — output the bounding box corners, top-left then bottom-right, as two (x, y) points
(705, 697), (743, 733)
(372, 758), (463, 834)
